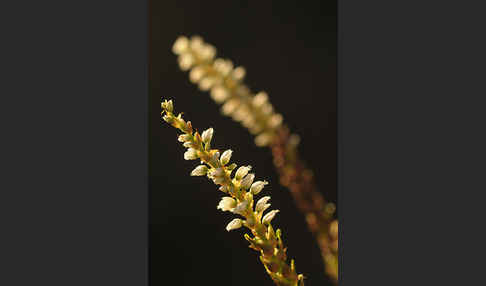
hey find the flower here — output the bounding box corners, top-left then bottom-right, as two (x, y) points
(226, 218), (243, 231)
(250, 180), (268, 195)
(178, 134), (191, 142)
(235, 165), (251, 180)
(161, 99), (173, 112)
(184, 148), (198, 160)
(190, 165), (208, 176)
(217, 197), (236, 212)
(256, 196), (271, 213)
(201, 128), (214, 144)
(262, 210), (280, 225)
(172, 36), (189, 54)
(240, 173), (255, 189)
(220, 149), (233, 165)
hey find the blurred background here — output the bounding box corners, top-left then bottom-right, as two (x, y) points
(149, 1), (336, 285)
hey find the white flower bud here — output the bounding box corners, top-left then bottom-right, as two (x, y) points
(182, 141), (193, 148)
(255, 132), (273, 147)
(221, 99), (240, 115)
(183, 148), (198, 160)
(256, 196), (271, 213)
(199, 77), (215, 91)
(172, 36), (189, 54)
(250, 180), (268, 195)
(210, 86), (229, 103)
(217, 197), (236, 212)
(262, 210), (280, 225)
(235, 165), (251, 180)
(189, 66), (206, 83)
(253, 92), (268, 108)
(161, 99), (173, 112)
(201, 128), (214, 144)
(190, 36), (204, 51)
(268, 114), (283, 128)
(226, 218), (243, 231)
(240, 173), (255, 190)
(178, 53), (194, 71)
(178, 134), (191, 142)
(190, 165), (208, 176)
(232, 200), (249, 216)
(199, 45), (216, 60)
(232, 66), (246, 81)
(220, 149), (233, 165)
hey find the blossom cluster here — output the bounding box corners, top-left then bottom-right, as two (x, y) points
(161, 99), (304, 286)
(172, 35), (284, 147)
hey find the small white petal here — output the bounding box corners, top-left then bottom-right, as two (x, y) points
(217, 197), (236, 212)
(240, 173), (255, 190)
(183, 148), (198, 160)
(235, 165), (251, 180)
(226, 218), (243, 231)
(250, 180), (268, 195)
(190, 165), (208, 176)
(220, 149), (233, 165)
(255, 196), (271, 213)
(262, 210), (280, 225)
(201, 128), (214, 144)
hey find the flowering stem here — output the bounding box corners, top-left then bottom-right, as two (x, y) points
(172, 35), (339, 283)
(161, 99), (305, 286)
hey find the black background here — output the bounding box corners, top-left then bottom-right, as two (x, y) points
(150, 1), (336, 285)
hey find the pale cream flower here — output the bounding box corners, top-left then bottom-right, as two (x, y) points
(226, 218), (243, 231)
(220, 149), (233, 165)
(201, 128), (214, 144)
(217, 197), (236, 212)
(255, 196), (271, 213)
(240, 173), (255, 189)
(262, 210), (280, 225)
(184, 148), (198, 160)
(235, 165), (251, 180)
(250, 180), (268, 195)
(190, 165), (208, 176)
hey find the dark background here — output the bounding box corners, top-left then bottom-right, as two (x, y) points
(150, 1), (336, 285)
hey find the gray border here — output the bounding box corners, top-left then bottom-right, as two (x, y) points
(1, 1), (148, 285)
